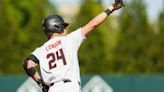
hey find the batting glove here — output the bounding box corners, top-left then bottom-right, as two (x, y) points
(113, 0), (124, 10)
(36, 79), (50, 92)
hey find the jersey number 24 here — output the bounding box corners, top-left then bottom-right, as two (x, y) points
(46, 48), (66, 70)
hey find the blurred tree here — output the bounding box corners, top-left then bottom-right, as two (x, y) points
(152, 9), (164, 72)
(70, 0), (115, 74)
(0, 0), (56, 74)
(143, 8), (164, 73)
(110, 0), (157, 73)
(159, 8), (164, 33)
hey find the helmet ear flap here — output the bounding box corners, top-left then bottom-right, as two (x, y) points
(54, 24), (64, 33)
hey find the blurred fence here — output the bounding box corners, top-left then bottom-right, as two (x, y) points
(0, 75), (164, 92)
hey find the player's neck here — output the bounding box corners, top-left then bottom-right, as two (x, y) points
(50, 32), (66, 39)
(49, 29), (67, 39)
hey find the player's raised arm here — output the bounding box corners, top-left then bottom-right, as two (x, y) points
(82, 0), (124, 36)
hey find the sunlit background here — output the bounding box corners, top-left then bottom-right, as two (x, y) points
(0, 0), (163, 92)
(52, 0), (163, 21)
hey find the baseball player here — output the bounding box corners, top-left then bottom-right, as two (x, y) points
(23, 0), (124, 92)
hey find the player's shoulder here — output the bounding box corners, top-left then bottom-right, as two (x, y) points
(66, 28), (86, 40)
(66, 28), (82, 37)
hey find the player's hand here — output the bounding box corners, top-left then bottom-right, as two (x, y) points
(37, 79), (50, 92)
(113, 0), (124, 10)
(41, 82), (49, 92)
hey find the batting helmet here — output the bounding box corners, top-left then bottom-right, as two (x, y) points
(42, 15), (69, 34)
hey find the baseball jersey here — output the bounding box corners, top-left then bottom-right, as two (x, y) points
(32, 28), (85, 84)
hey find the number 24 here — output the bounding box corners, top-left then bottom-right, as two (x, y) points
(46, 48), (66, 70)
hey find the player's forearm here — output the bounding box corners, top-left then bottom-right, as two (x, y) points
(82, 0), (124, 36)
(82, 5), (115, 36)
(23, 59), (41, 81)
(27, 62), (41, 81)
(82, 12), (108, 36)
(32, 72), (41, 81)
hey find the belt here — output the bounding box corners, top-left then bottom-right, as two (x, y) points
(50, 79), (72, 86)
(63, 79), (72, 83)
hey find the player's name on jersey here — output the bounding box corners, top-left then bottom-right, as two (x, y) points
(45, 40), (61, 51)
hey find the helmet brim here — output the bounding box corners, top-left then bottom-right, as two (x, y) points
(63, 23), (69, 28)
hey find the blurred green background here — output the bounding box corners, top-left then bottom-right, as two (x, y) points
(0, 0), (163, 92)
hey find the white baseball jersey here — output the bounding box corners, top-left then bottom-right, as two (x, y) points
(32, 28), (85, 85)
